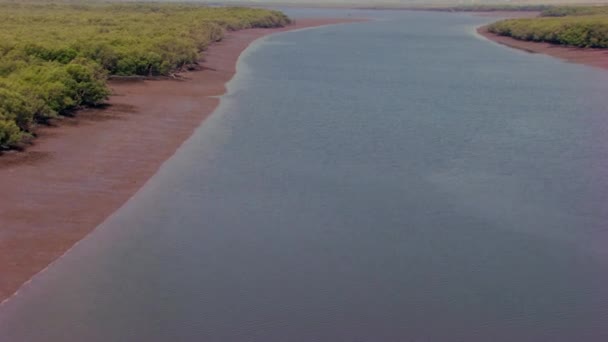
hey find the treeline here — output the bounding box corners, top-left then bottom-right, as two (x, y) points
(359, 4), (549, 12)
(437, 4), (550, 13)
(487, 6), (608, 49)
(540, 5), (608, 17)
(0, 2), (290, 148)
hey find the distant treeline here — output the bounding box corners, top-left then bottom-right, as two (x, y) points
(488, 6), (608, 48)
(430, 4), (551, 12)
(358, 4), (550, 12)
(0, 3), (290, 148)
(539, 5), (608, 17)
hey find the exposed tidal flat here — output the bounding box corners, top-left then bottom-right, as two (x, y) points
(479, 24), (608, 71)
(2, 8), (608, 342)
(0, 15), (361, 304)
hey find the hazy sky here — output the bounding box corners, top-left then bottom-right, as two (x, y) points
(202, 0), (608, 5)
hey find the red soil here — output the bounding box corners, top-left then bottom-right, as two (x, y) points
(478, 26), (608, 71)
(0, 18), (364, 304)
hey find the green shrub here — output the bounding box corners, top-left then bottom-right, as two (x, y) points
(0, 119), (22, 148)
(0, 86), (34, 130)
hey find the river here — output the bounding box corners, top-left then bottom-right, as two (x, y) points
(1, 9), (608, 341)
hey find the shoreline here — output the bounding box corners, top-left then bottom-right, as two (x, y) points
(477, 25), (608, 71)
(0, 17), (364, 304)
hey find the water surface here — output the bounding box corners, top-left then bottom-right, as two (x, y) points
(2, 10), (608, 342)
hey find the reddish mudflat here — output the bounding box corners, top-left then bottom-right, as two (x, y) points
(478, 26), (608, 71)
(0, 18), (363, 304)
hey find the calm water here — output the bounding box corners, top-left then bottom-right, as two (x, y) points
(2, 10), (608, 342)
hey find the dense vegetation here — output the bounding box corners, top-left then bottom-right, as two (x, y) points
(434, 4), (550, 13)
(540, 5), (608, 17)
(359, 3), (550, 12)
(488, 6), (608, 49)
(0, 2), (290, 148)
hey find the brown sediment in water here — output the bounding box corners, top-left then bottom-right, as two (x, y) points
(477, 25), (608, 71)
(0, 18), (365, 304)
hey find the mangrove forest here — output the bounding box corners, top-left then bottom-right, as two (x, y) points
(0, 2), (290, 148)
(488, 5), (608, 49)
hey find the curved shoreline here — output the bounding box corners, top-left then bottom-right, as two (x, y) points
(0, 17), (364, 304)
(477, 25), (608, 71)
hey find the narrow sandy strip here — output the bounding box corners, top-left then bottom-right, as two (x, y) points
(0, 18), (364, 304)
(477, 26), (608, 71)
